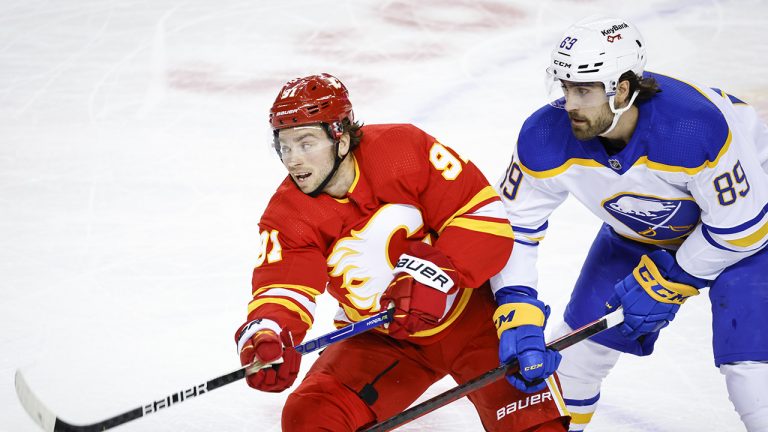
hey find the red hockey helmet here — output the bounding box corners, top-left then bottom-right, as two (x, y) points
(269, 73), (354, 141)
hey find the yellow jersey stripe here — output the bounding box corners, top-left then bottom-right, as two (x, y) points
(650, 72), (714, 104)
(247, 298), (313, 327)
(520, 130), (732, 178)
(519, 158), (603, 179)
(445, 217), (514, 239)
(252, 283), (322, 298)
(569, 411), (595, 425)
(348, 157), (361, 193)
(438, 186), (500, 233)
(634, 130), (732, 174)
(726, 219), (768, 248)
(332, 159), (361, 203)
(340, 303), (373, 322)
(411, 288), (473, 337)
(546, 375), (570, 416)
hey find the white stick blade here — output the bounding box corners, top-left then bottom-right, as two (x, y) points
(15, 370), (57, 432)
(604, 307), (625, 329)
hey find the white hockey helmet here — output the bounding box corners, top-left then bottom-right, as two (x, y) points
(546, 16), (647, 109)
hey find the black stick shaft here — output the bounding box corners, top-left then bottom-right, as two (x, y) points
(18, 310), (393, 432)
(363, 309), (623, 432)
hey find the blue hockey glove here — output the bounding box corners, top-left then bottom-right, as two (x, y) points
(494, 286), (561, 393)
(606, 250), (706, 340)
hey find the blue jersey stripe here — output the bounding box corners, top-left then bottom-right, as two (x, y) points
(564, 393), (601, 407)
(511, 221), (548, 234)
(705, 202), (768, 235)
(703, 225), (768, 253)
(702, 227), (739, 252)
(711, 87), (747, 105)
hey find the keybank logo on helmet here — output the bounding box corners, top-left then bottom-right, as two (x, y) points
(601, 23), (628, 36)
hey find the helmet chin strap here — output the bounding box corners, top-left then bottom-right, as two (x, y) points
(307, 141), (349, 197)
(599, 90), (639, 137)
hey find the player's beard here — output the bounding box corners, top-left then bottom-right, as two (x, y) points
(291, 148), (337, 195)
(569, 104), (614, 141)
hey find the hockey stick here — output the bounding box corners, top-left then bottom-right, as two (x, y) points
(16, 309), (394, 432)
(363, 308), (625, 432)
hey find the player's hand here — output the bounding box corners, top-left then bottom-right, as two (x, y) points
(380, 242), (459, 339)
(494, 286), (561, 393)
(606, 250), (705, 340)
(235, 319), (301, 392)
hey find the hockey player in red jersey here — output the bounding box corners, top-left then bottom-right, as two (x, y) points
(234, 73), (570, 431)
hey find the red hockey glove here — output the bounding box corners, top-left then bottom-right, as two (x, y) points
(236, 319), (301, 392)
(380, 242), (459, 339)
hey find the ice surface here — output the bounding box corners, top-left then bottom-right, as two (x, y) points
(2, 1), (766, 431)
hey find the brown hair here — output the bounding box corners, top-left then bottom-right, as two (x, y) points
(342, 118), (364, 150)
(620, 71), (661, 103)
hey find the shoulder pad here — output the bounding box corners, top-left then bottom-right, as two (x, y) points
(642, 73), (731, 173)
(516, 106), (591, 176)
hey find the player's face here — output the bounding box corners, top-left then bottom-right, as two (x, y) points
(561, 82), (613, 140)
(277, 125), (337, 194)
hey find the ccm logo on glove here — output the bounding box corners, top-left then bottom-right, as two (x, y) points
(524, 363), (543, 372)
(633, 255), (700, 304)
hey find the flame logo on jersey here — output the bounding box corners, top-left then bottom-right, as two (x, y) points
(327, 204), (426, 313)
(602, 193), (700, 241)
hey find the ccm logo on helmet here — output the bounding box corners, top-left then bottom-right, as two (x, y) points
(601, 23), (628, 36)
(553, 60), (571, 68)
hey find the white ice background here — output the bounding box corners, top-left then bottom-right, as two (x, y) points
(2, 1), (767, 431)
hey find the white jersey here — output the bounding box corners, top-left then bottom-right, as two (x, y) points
(492, 72), (768, 292)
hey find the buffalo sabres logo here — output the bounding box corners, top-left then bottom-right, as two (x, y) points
(602, 193), (700, 241)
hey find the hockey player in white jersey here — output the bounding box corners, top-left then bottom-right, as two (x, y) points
(492, 16), (768, 432)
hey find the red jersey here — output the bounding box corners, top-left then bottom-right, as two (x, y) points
(247, 124), (514, 344)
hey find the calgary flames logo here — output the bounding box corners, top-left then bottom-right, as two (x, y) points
(327, 204), (426, 313)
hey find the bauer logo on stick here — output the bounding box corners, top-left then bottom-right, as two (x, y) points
(143, 383), (208, 415)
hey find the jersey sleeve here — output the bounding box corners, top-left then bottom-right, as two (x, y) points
(677, 104), (768, 279)
(404, 127), (515, 289)
(245, 204), (329, 343)
(490, 149), (569, 295)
